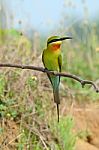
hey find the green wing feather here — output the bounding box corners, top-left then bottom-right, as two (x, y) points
(58, 54), (62, 72)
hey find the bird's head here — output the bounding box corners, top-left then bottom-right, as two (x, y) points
(47, 36), (72, 51)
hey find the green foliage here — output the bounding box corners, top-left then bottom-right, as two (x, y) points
(9, 29), (21, 37)
(0, 127), (3, 135)
(0, 98), (18, 119)
(26, 76), (38, 90)
(0, 29), (20, 45)
(50, 116), (76, 150)
(35, 97), (44, 118)
(17, 129), (43, 150)
(0, 74), (6, 97)
(58, 116), (76, 150)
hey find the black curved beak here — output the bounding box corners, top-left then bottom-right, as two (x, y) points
(59, 37), (72, 41)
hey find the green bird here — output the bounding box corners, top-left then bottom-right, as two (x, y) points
(42, 36), (72, 122)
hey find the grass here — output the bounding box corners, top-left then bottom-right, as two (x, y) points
(0, 19), (99, 149)
(50, 116), (76, 150)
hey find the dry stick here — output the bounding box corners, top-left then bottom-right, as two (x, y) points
(0, 63), (99, 93)
(5, 133), (23, 147)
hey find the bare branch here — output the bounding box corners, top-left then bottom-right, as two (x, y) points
(0, 63), (99, 93)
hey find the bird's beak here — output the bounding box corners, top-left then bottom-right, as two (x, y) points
(59, 37), (72, 41)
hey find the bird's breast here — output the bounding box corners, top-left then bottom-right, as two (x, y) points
(43, 49), (61, 71)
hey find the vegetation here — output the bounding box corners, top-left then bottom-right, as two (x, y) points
(0, 2), (99, 149)
(0, 21), (98, 149)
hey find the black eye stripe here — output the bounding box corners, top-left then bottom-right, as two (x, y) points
(47, 37), (72, 45)
(47, 39), (60, 45)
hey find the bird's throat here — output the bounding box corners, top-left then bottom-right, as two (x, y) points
(51, 44), (61, 51)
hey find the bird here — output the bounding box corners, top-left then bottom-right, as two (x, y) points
(42, 36), (72, 122)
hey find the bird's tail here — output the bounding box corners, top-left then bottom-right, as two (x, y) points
(53, 88), (60, 122)
(56, 103), (59, 122)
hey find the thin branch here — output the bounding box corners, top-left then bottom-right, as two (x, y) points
(0, 63), (99, 93)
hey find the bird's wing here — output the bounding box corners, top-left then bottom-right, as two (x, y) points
(58, 54), (62, 72)
(42, 50), (45, 67)
(42, 49), (53, 85)
(58, 54), (62, 83)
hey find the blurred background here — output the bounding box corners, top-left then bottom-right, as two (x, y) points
(0, 0), (99, 150)
(0, 0), (99, 87)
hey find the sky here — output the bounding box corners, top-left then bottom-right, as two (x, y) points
(2, 0), (99, 33)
